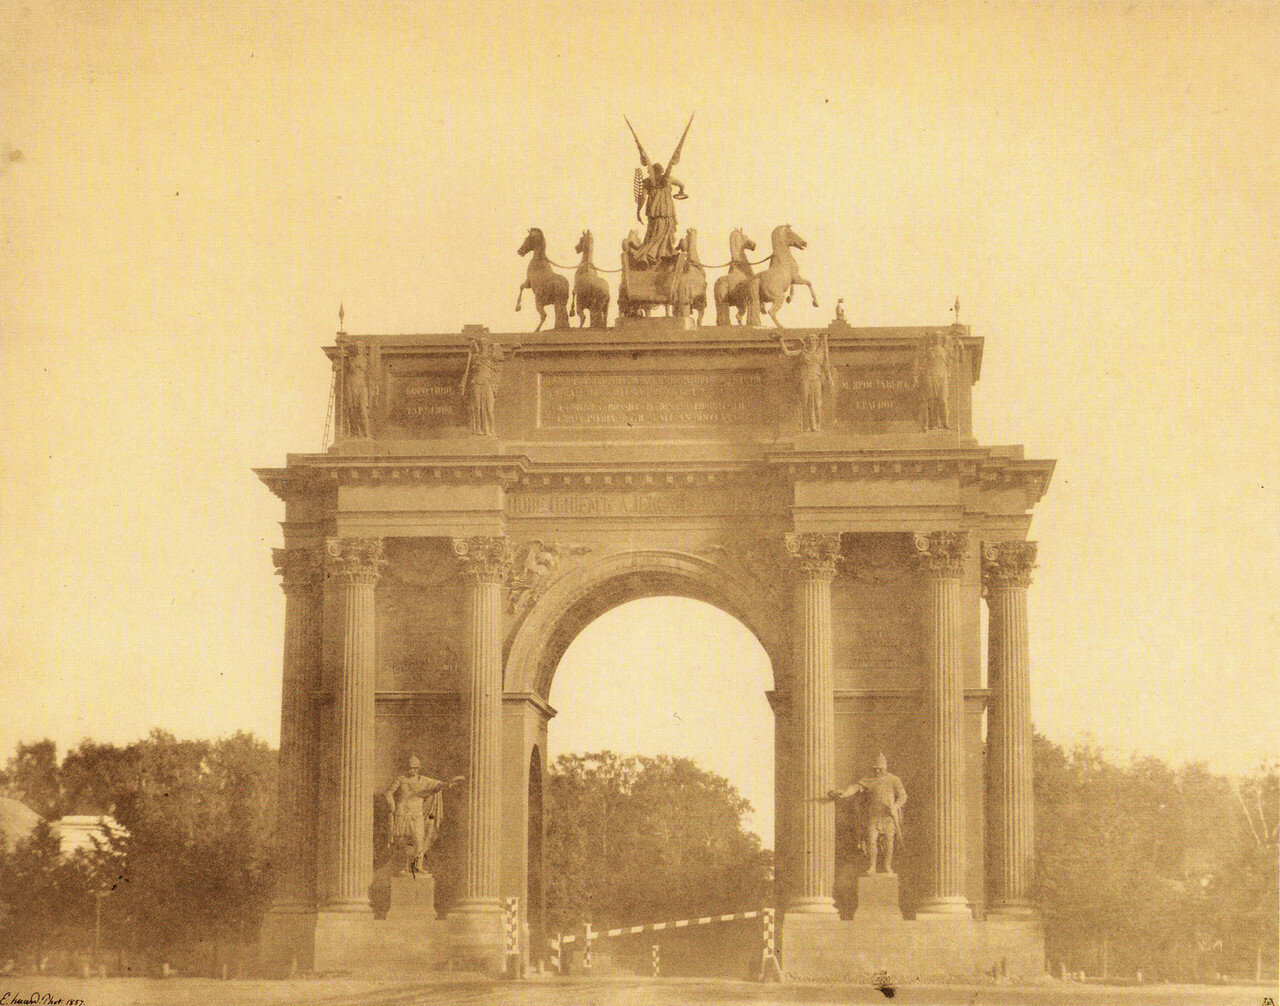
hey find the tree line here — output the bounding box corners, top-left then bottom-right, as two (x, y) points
(0, 730), (1274, 979)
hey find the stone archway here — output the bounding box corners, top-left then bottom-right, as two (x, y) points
(499, 546), (790, 954)
(505, 547), (788, 698)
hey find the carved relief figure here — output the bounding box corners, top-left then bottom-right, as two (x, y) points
(713, 228), (757, 326)
(625, 114), (692, 266)
(570, 230), (610, 329)
(516, 228), (570, 332)
(384, 755), (464, 878)
(913, 328), (962, 430)
(778, 330), (836, 432)
(460, 337), (513, 436)
(824, 753), (907, 875)
(344, 342), (374, 437)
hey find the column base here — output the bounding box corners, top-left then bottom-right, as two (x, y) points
(988, 898), (1039, 920)
(256, 905), (450, 975)
(916, 895), (972, 918)
(785, 895), (839, 915)
(447, 902), (506, 973)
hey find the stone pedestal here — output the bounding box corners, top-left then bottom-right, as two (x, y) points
(388, 872), (436, 919)
(855, 872), (903, 920)
(913, 531), (971, 917)
(783, 532), (842, 916)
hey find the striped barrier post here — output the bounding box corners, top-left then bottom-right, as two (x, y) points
(502, 897), (521, 978)
(548, 933), (562, 975)
(580, 922), (594, 971)
(651, 943), (660, 978)
(759, 907), (782, 982)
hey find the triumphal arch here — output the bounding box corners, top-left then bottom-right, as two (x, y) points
(256, 123), (1054, 980)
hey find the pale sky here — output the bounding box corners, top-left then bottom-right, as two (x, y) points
(2, 4), (1277, 845)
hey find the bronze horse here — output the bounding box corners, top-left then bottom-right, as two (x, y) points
(746, 224), (818, 327)
(672, 227), (707, 327)
(516, 228), (569, 331)
(714, 228), (756, 326)
(570, 230), (610, 329)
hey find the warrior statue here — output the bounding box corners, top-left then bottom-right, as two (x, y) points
(384, 755), (465, 878)
(625, 114), (692, 267)
(824, 753), (907, 876)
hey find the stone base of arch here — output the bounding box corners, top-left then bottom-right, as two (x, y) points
(782, 911), (1045, 981)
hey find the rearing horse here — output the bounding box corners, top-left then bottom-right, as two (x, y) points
(570, 229), (610, 329)
(516, 227), (569, 331)
(714, 228), (756, 325)
(746, 224), (818, 328)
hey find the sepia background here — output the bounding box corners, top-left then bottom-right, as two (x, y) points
(1, 2), (1277, 846)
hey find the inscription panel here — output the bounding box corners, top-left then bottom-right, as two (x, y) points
(509, 488), (787, 518)
(836, 362), (917, 429)
(539, 369), (769, 428)
(383, 365), (464, 433)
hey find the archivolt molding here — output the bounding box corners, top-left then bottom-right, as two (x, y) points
(503, 546), (786, 699)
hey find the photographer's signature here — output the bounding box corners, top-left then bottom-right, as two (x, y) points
(0, 993), (86, 1005)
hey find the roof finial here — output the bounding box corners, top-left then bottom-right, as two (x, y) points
(951, 296), (960, 325)
(338, 302), (345, 334)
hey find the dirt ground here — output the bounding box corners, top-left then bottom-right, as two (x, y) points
(0, 974), (1274, 1006)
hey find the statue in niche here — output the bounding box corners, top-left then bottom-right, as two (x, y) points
(913, 327), (962, 430)
(384, 755), (464, 878)
(460, 336), (516, 436)
(824, 753), (907, 875)
(344, 342), (374, 437)
(778, 330), (836, 433)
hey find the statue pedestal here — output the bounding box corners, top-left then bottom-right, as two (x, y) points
(388, 871), (437, 919)
(854, 872), (902, 920)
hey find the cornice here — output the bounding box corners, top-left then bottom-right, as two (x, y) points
(255, 452), (1055, 514)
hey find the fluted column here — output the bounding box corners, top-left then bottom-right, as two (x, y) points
(914, 530), (971, 916)
(271, 546), (323, 911)
(451, 535), (513, 915)
(783, 532), (841, 914)
(321, 537), (385, 910)
(983, 540), (1037, 915)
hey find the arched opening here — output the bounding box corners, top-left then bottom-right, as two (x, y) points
(505, 550), (786, 972)
(538, 593), (776, 974)
(549, 597), (775, 844)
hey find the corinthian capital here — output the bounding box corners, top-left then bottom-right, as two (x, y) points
(325, 537), (386, 584)
(912, 530), (970, 578)
(452, 535), (514, 581)
(784, 532), (842, 578)
(982, 540), (1037, 590)
(273, 546), (322, 592)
